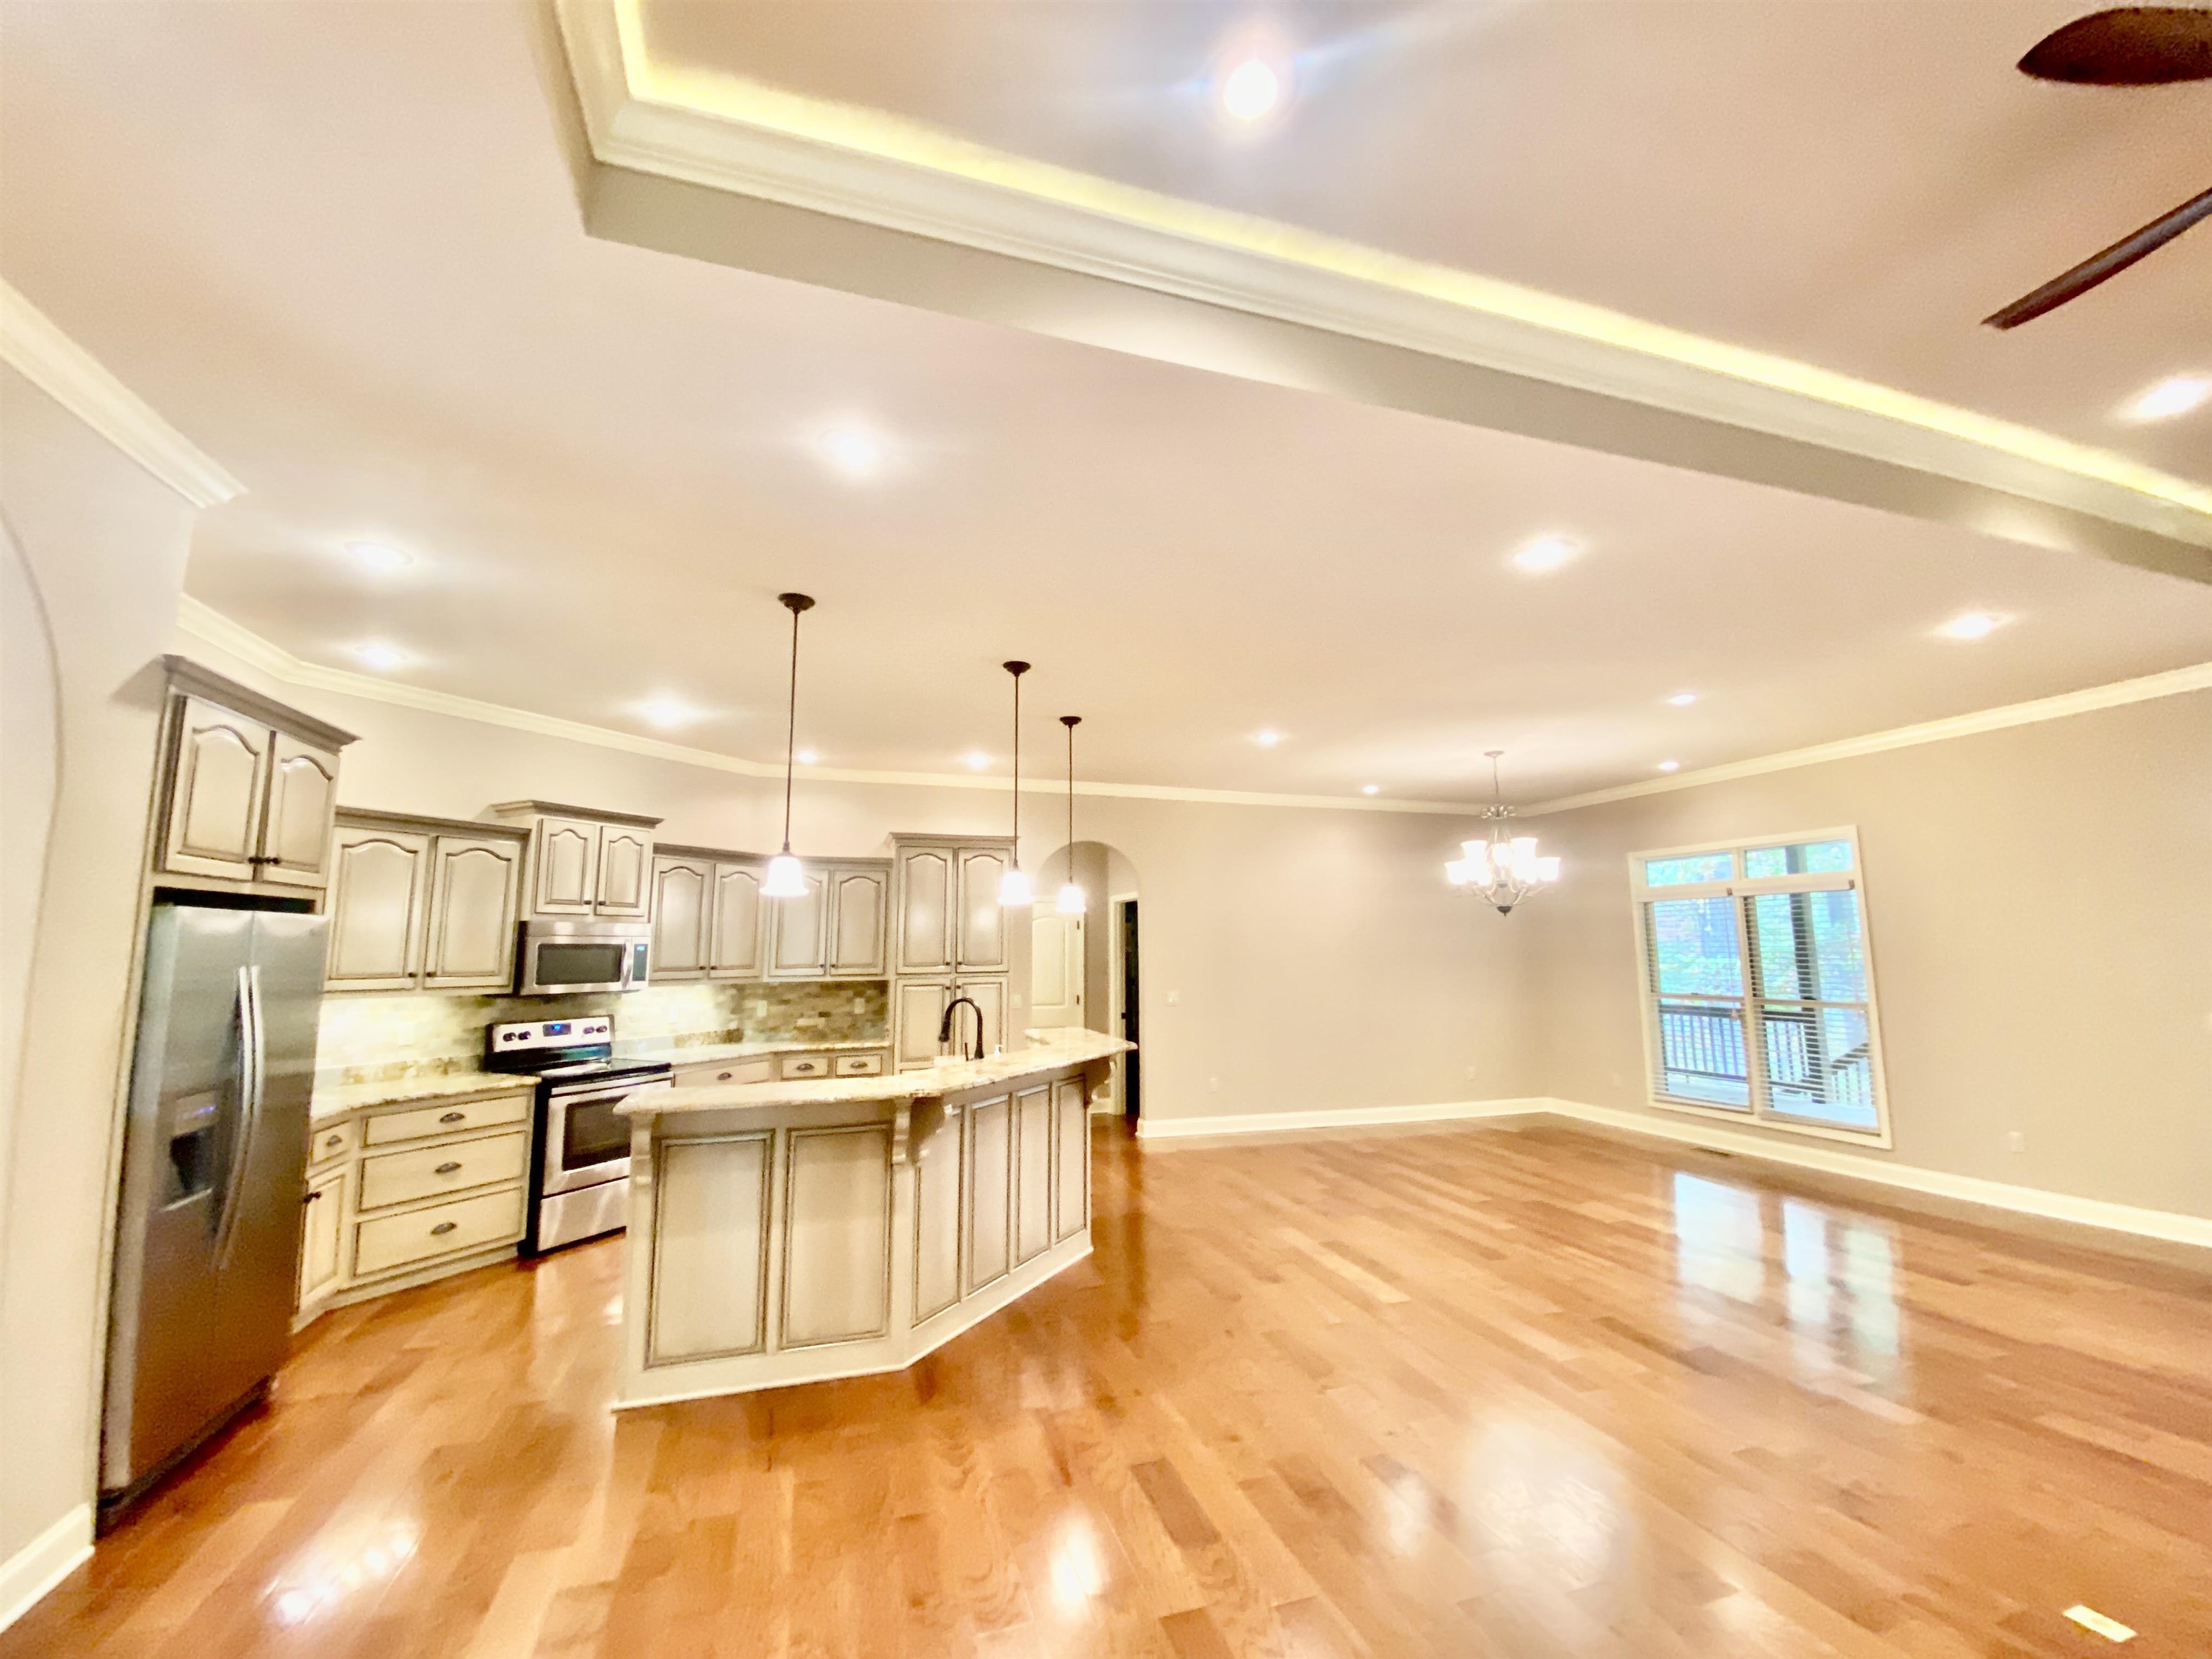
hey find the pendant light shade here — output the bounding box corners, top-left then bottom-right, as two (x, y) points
(1056, 714), (1086, 915)
(998, 660), (1034, 907)
(764, 592), (814, 899)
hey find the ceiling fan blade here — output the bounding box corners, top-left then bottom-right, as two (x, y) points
(2018, 6), (2212, 84)
(1983, 185), (2212, 327)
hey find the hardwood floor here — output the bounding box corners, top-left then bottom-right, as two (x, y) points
(14, 1122), (2212, 1658)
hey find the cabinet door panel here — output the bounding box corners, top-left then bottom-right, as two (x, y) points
(325, 829), (430, 989)
(260, 735), (341, 889)
(896, 848), (953, 974)
(781, 1125), (894, 1348)
(649, 1133), (770, 1364)
(297, 1164), (348, 1308)
(766, 870), (827, 978)
(534, 819), (599, 914)
(827, 868), (887, 977)
(912, 1105), (962, 1323)
(957, 978), (1007, 1058)
(651, 858), (711, 979)
(710, 863), (764, 978)
(596, 828), (652, 917)
(1014, 1084), (1052, 1267)
(1053, 1077), (1089, 1242)
(162, 698), (270, 880)
(424, 837), (522, 989)
(963, 1094), (1012, 1295)
(895, 979), (952, 1070)
(956, 848), (1008, 971)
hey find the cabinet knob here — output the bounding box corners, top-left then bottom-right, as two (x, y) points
(439, 1111), (466, 1124)
(324, 1135), (343, 1149)
(302, 1189), (322, 1205)
(717, 1071), (733, 1082)
(434, 1161), (462, 1174)
(430, 1220), (458, 1236)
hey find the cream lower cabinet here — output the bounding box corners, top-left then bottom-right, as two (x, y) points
(325, 811), (525, 992)
(295, 1084), (536, 1321)
(893, 976), (1007, 1071)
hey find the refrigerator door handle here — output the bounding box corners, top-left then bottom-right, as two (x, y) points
(213, 964), (264, 1268)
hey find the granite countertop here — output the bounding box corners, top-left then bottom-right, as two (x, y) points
(612, 1037), (889, 1066)
(620, 1028), (1132, 1117)
(310, 1069), (537, 1124)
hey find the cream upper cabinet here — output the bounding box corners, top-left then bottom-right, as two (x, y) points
(325, 811), (526, 994)
(155, 664), (355, 893)
(423, 835), (522, 989)
(534, 817), (600, 914)
(490, 803), (663, 921)
(766, 868), (829, 979)
(325, 826), (431, 989)
(894, 845), (954, 974)
(710, 860), (765, 978)
(827, 866), (889, 978)
(260, 734), (341, 889)
(956, 848), (1009, 971)
(651, 855), (712, 979)
(596, 827), (652, 917)
(161, 697), (272, 882)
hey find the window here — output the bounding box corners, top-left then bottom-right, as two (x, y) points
(1630, 830), (1889, 1142)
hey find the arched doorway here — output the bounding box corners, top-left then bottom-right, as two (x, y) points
(1031, 840), (1140, 1120)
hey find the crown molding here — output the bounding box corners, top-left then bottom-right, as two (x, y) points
(174, 596), (1477, 816)
(556, 0), (2209, 562)
(0, 281), (243, 508)
(1529, 660), (2212, 815)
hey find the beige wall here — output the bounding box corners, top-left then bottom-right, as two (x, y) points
(1527, 690), (2212, 1220)
(178, 631), (1538, 1125)
(1, 369), (194, 1561)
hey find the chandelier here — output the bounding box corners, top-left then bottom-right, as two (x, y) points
(1445, 751), (1560, 914)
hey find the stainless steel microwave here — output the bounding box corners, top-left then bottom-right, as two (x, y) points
(516, 919), (651, 996)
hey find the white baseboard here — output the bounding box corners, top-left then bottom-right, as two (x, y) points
(1133, 1094), (2211, 1251)
(1535, 1097), (2212, 1251)
(1134, 1098), (1550, 1142)
(0, 1502), (91, 1635)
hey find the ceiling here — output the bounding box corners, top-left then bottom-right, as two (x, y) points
(2, 1), (2208, 805)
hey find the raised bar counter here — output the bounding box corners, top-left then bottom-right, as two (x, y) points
(613, 1028), (1128, 1405)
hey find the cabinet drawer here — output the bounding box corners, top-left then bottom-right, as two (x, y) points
(363, 1092), (531, 1146)
(353, 1186), (525, 1278)
(780, 1053), (832, 1079)
(675, 1056), (774, 1089)
(834, 1053), (884, 1077)
(359, 1130), (529, 1213)
(308, 1119), (358, 1166)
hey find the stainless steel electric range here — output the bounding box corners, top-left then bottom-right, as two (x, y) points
(485, 1018), (672, 1254)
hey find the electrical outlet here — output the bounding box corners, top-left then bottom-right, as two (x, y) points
(1465, 1064), (1481, 1080)
(1208, 1076), (1220, 1092)
(2006, 1130), (2026, 1153)
(1166, 989), (1180, 1006)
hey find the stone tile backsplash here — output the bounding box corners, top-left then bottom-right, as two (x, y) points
(316, 979), (889, 1084)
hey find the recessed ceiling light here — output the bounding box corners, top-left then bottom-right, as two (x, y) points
(796, 748), (818, 765)
(1220, 58), (1281, 120)
(635, 694), (702, 730)
(965, 750), (991, 770)
(1511, 534), (1582, 574)
(346, 541), (411, 574)
(2118, 373), (2208, 423)
(1935, 611), (2008, 641)
(1666, 692), (1698, 706)
(1360, 784), (1380, 796)
(351, 641), (410, 673)
(1253, 729), (1283, 747)
(1657, 760), (1680, 773)
(817, 423), (887, 479)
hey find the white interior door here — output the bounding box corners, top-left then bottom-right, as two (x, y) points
(1030, 913), (1084, 1028)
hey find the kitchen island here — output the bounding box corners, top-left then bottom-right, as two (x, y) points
(613, 1027), (1129, 1406)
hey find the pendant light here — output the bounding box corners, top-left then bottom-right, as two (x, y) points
(1444, 750), (1562, 915)
(997, 660), (1035, 907)
(762, 592), (814, 899)
(1055, 714), (1086, 916)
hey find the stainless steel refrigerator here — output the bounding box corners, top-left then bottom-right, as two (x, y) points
(101, 902), (326, 1517)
